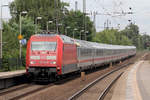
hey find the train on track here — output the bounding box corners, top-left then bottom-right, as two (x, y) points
(26, 34), (136, 81)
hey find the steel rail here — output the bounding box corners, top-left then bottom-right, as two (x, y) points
(9, 83), (54, 100)
(68, 62), (133, 100)
(97, 72), (123, 100)
(0, 84), (34, 96)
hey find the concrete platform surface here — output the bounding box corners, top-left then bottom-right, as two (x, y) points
(137, 61), (150, 100)
(111, 61), (143, 100)
(0, 70), (26, 79)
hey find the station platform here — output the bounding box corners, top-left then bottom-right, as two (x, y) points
(111, 60), (150, 100)
(0, 70), (26, 79)
(0, 70), (26, 89)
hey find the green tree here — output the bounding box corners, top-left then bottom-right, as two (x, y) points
(9, 0), (95, 41)
(61, 10), (95, 41)
(140, 34), (150, 49)
(121, 23), (142, 49)
(10, 0), (68, 30)
(21, 17), (38, 40)
(8, 17), (37, 40)
(92, 29), (132, 45)
(2, 17), (38, 70)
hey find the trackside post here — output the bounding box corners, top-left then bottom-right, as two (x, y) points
(81, 72), (86, 81)
(120, 61), (122, 64)
(110, 62), (113, 68)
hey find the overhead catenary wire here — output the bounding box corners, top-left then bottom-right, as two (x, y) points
(59, 0), (136, 32)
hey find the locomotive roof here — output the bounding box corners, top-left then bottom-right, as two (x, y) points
(33, 34), (136, 50)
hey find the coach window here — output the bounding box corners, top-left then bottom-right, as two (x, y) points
(100, 49), (103, 56)
(103, 49), (106, 56)
(96, 49), (98, 56)
(98, 49), (100, 56)
(81, 48), (85, 57)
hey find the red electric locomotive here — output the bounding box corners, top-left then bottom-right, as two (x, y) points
(26, 34), (78, 81)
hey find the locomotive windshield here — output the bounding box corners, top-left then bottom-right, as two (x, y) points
(31, 41), (57, 51)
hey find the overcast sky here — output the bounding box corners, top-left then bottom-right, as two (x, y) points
(1, 0), (150, 35)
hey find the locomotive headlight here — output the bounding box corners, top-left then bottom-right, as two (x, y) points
(53, 61), (56, 64)
(30, 56), (40, 60)
(47, 56), (56, 60)
(30, 61), (36, 64)
(50, 61), (56, 64)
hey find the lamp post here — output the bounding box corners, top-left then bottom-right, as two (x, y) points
(73, 28), (78, 38)
(58, 23), (62, 34)
(47, 21), (53, 31)
(65, 26), (70, 36)
(80, 30), (84, 40)
(19, 11), (27, 59)
(35, 17), (42, 34)
(85, 31), (88, 40)
(0, 4), (8, 59)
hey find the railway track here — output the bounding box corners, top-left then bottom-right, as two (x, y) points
(68, 63), (132, 100)
(0, 83), (54, 100)
(0, 53), (144, 100)
(0, 64), (128, 100)
(97, 72), (123, 100)
(0, 74), (82, 100)
(0, 84), (34, 96)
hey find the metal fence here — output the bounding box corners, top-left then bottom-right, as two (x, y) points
(0, 57), (25, 71)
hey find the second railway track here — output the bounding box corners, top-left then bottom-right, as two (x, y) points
(68, 63), (132, 100)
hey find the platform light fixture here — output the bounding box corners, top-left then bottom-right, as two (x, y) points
(80, 30), (84, 40)
(35, 17), (42, 34)
(73, 28), (78, 38)
(47, 21), (53, 31)
(65, 26), (71, 36)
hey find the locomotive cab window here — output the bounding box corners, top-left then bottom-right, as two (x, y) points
(31, 41), (57, 51)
